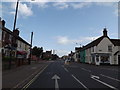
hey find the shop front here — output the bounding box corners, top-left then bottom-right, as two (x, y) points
(92, 53), (111, 65)
(16, 51), (27, 66)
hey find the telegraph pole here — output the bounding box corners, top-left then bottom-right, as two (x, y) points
(29, 32), (33, 65)
(13, 0), (19, 31)
(9, 0), (19, 69)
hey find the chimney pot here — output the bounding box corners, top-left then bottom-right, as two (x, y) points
(13, 28), (20, 36)
(103, 28), (107, 36)
(2, 20), (5, 27)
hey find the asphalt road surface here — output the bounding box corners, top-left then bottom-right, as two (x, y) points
(22, 60), (120, 89)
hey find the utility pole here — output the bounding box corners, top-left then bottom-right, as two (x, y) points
(9, 0), (19, 69)
(13, 0), (19, 31)
(29, 32), (33, 65)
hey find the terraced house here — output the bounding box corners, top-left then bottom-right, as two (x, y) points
(80, 28), (120, 65)
(1, 19), (31, 67)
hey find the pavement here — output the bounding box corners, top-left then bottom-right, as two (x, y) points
(2, 60), (50, 89)
(24, 60), (120, 89)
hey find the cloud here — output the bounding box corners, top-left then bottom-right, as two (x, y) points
(53, 2), (69, 9)
(70, 2), (92, 9)
(56, 36), (99, 45)
(0, 4), (2, 15)
(2, 0), (120, 2)
(10, 2), (33, 17)
(84, 0), (119, 2)
(57, 36), (70, 45)
(55, 49), (70, 57)
(30, 0), (49, 8)
(44, 48), (69, 57)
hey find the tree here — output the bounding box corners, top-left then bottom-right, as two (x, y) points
(32, 46), (43, 58)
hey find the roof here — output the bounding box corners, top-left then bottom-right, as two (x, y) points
(81, 36), (105, 51)
(75, 47), (82, 52)
(46, 51), (52, 54)
(2, 27), (31, 46)
(80, 36), (120, 51)
(110, 39), (120, 46)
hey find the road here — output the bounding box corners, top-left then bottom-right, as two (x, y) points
(22, 60), (120, 89)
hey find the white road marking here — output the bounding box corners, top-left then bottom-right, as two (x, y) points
(81, 68), (91, 72)
(71, 74), (89, 90)
(52, 74), (60, 90)
(21, 65), (48, 90)
(100, 74), (120, 82)
(100, 68), (119, 72)
(91, 75), (99, 79)
(62, 65), (69, 72)
(14, 65), (45, 88)
(64, 68), (69, 72)
(91, 74), (118, 90)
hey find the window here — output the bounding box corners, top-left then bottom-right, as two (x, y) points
(8, 35), (10, 41)
(108, 45), (112, 52)
(19, 41), (21, 48)
(92, 47), (94, 52)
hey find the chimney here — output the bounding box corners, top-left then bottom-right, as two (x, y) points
(2, 20), (5, 27)
(13, 28), (20, 36)
(103, 28), (107, 37)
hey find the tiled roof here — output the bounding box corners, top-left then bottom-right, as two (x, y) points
(110, 39), (120, 46)
(80, 37), (120, 51)
(81, 36), (105, 51)
(75, 47), (82, 51)
(2, 27), (31, 46)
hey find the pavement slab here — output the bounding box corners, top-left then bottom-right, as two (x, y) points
(2, 61), (50, 89)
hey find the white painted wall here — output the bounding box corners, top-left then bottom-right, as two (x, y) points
(73, 53), (76, 62)
(113, 46), (120, 64)
(17, 40), (30, 52)
(97, 37), (113, 53)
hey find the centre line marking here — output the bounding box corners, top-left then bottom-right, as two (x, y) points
(64, 68), (69, 72)
(100, 74), (120, 82)
(71, 74), (89, 90)
(81, 68), (91, 72)
(100, 68), (119, 72)
(21, 65), (48, 90)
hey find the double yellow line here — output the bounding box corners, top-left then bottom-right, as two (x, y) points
(21, 65), (48, 90)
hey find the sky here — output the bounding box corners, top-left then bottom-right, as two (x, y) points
(1, 0), (119, 57)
